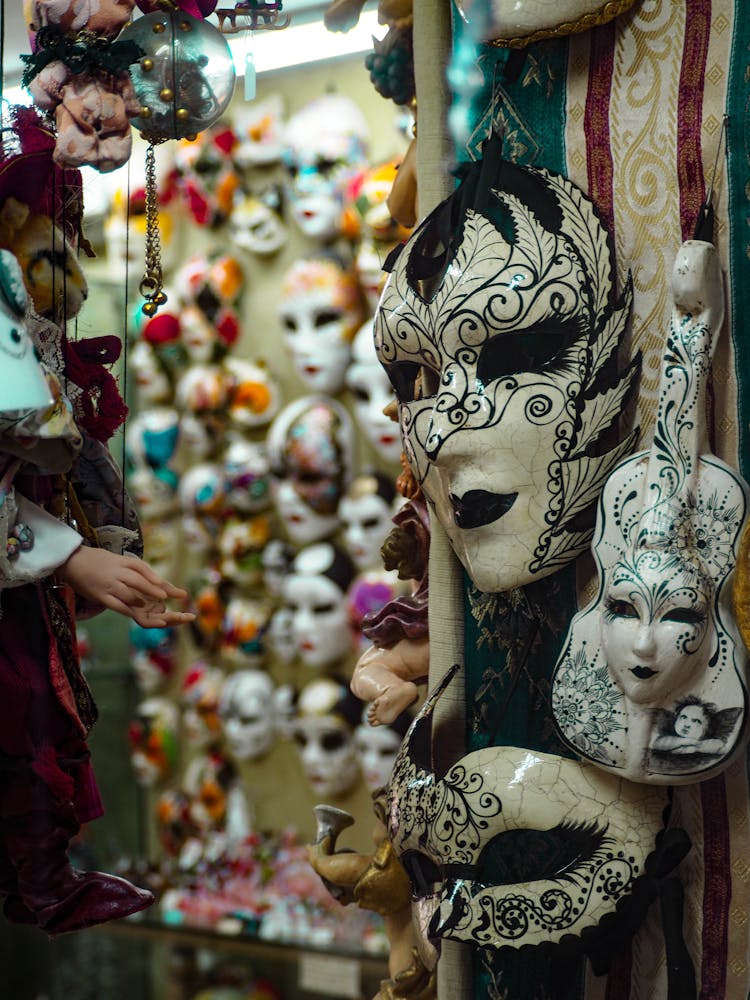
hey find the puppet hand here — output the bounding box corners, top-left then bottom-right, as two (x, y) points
(57, 546), (195, 628)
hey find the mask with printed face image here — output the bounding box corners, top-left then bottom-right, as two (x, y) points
(374, 135), (640, 593)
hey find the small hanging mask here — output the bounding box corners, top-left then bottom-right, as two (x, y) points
(219, 669), (278, 761)
(339, 472), (398, 571)
(231, 184), (287, 257)
(181, 662), (224, 750)
(375, 135), (640, 593)
(279, 255), (364, 395)
(552, 239), (749, 784)
(292, 677), (362, 799)
(267, 396), (355, 546)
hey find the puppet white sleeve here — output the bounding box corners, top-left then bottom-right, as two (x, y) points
(0, 489), (82, 589)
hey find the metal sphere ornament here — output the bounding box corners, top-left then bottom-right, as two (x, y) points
(120, 10), (236, 316)
(122, 11), (236, 142)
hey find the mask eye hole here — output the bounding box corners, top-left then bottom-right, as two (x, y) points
(604, 597), (638, 620)
(401, 850), (442, 900)
(662, 607), (706, 626)
(476, 318), (582, 385)
(387, 361), (440, 403)
(314, 309), (343, 328)
(321, 730), (347, 752)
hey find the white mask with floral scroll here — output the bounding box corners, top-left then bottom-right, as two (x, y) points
(552, 239), (749, 784)
(374, 137), (640, 592)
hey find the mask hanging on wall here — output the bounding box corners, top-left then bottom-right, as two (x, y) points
(552, 239), (749, 784)
(374, 132), (640, 593)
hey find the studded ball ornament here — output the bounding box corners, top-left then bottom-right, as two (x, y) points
(121, 11), (236, 142)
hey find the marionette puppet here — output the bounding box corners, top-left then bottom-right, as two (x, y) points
(552, 236), (749, 783)
(0, 110), (194, 936)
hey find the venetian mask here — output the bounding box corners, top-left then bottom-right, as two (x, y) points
(346, 320), (401, 466)
(182, 751), (236, 833)
(339, 472), (397, 570)
(220, 595), (272, 667)
(353, 158), (413, 311)
(279, 256), (364, 395)
(387, 668), (671, 960)
(224, 358), (282, 430)
(223, 437), (272, 515)
(282, 543), (356, 669)
(129, 623), (177, 694)
(217, 514), (271, 589)
(130, 339), (174, 407)
(282, 94), (370, 241)
(219, 669), (278, 761)
(267, 605), (297, 664)
(230, 185), (287, 257)
(127, 407), (181, 475)
(177, 461), (225, 552)
(128, 466), (179, 522)
(234, 94), (286, 167)
(267, 396), (355, 546)
(128, 697), (180, 787)
(354, 708), (410, 792)
(176, 364), (231, 417)
(374, 137), (639, 593)
(552, 239), (749, 784)
(292, 677), (362, 799)
(181, 662), (224, 749)
(261, 538), (295, 597)
(174, 123), (240, 228)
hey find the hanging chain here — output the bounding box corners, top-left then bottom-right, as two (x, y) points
(140, 139), (168, 316)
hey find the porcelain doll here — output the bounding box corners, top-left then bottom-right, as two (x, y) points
(291, 677), (363, 799)
(552, 239), (749, 784)
(282, 542), (357, 669)
(219, 669), (288, 761)
(345, 319), (401, 466)
(278, 255), (365, 395)
(374, 133), (640, 592)
(282, 94), (370, 242)
(339, 471), (398, 571)
(266, 396), (355, 546)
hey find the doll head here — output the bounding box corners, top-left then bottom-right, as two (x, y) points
(267, 396), (355, 545)
(345, 319), (401, 465)
(282, 542), (356, 669)
(291, 676), (362, 799)
(279, 255), (364, 395)
(282, 94), (369, 241)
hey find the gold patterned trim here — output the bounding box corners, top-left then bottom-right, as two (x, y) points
(456, 0), (640, 49)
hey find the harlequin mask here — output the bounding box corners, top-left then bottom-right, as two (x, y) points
(220, 595), (271, 667)
(267, 396), (355, 545)
(339, 472), (397, 570)
(552, 240), (749, 784)
(292, 677), (362, 799)
(279, 256), (364, 395)
(129, 697), (180, 786)
(283, 543), (356, 669)
(375, 136), (639, 592)
(346, 320), (401, 465)
(130, 339), (174, 407)
(174, 124), (240, 228)
(387, 668), (670, 957)
(219, 669), (278, 761)
(181, 662), (224, 749)
(282, 94), (370, 241)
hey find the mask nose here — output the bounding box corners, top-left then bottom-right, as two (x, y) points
(633, 624), (657, 658)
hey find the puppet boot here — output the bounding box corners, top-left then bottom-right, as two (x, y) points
(3, 804), (153, 935)
(0, 839), (36, 925)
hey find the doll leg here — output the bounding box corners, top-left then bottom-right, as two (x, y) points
(2, 793), (153, 936)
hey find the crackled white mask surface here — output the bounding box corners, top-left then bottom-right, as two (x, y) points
(387, 669), (669, 953)
(375, 147), (638, 592)
(552, 241), (749, 784)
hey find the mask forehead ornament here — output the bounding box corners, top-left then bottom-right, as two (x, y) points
(387, 668), (670, 954)
(552, 239), (749, 783)
(375, 136), (640, 592)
